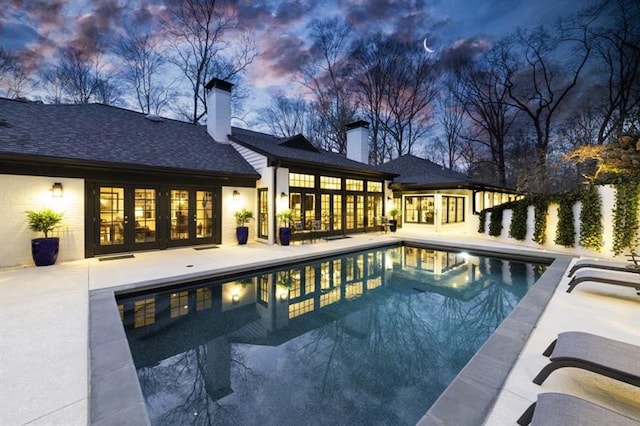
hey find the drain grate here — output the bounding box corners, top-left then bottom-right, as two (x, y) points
(324, 236), (351, 241)
(98, 254), (135, 261)
(194, 245), (219, 251)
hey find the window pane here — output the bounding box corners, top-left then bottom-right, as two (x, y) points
(320, 176), (341, 190)
(345, 179), (364, 191)
(171, 190), (189, 240)
(196, 191), (213, 239)
(289, 173), (315, 188)
(134, 189), (156, 243)
(99, 187), (125, 246)
(367, 181), (382, 192)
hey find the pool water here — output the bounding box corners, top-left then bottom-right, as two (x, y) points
(118, 245), (547, 425)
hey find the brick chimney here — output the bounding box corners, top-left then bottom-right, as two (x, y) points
(205, 78), (233, 144)
(346, 120), (369, 164)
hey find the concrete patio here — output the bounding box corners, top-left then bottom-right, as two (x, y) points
(1, 232), (638, 425)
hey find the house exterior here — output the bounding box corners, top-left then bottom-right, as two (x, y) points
(0, 79), (393, 267)
(377, 154), (520, 234)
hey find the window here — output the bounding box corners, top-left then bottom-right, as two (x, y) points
(442, 196), (465, 224)
(196, 288), (212, 311)
(289, 299), (314, 318)
(289, 173), (315, 188)
(134, 298), (155, 328)
(170, 291), (189, 318)
(367, 181), (382, 192)
(345, 179), (364, 191)
(320, 176), (341, 190)
(404, 196), (434, 224)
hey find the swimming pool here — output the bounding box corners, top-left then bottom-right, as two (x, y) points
(117, 244), (547, 425)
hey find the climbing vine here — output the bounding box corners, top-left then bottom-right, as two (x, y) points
(612, 181), (640, 255)
(478, 209), (487, 233)
(509, 201), (528, 241)
(554, 191), (579, 247)
(579, 185), (603, 251)
(488, 208), (503, 237)
(532, 196), (549, 245)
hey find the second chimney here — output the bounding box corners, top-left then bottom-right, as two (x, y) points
(346, 120), (369, 164)
(205, 78), (233, 144)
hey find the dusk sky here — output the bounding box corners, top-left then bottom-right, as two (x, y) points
(1, 0), (594, 126)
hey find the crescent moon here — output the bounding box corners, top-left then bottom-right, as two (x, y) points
(423, 38), (434, 54)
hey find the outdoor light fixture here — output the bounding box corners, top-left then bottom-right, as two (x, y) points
(387, 196), (392, 202)
(51, 182), (63, 198)
(280, 192), (287, 200)
(279, 289), (289, 302)
(233, 190), (240, 201)
(232, 293), (240, 304)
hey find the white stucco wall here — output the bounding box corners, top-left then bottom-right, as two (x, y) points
(0, 174), (85, 268)
(481, 185), (638, 259)
(221, 186), (257, 245)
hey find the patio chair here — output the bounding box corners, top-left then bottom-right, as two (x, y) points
(567, 258), (639, 277)
(532, 331), (640, 387)
(517, 392), (640, 425)
(566, 269), (640, 294)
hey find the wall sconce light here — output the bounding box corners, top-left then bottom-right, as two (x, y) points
(278, 289), (289, 302)
(232, 293), (240, 304)
(280, 192), (287, 201)
(233, 190), (240, 201)
(387, 196), (392, 202)
(51, 182), (63, 198)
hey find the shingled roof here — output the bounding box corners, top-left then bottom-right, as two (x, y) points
(377, 154), (503, 190)
(0, 98), (259, 178)
(230, 127), (393, 178)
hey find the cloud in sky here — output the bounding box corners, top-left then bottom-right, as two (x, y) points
(1, 0), (591, 106)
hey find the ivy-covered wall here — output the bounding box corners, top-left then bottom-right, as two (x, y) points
(478, 185), (639, 259)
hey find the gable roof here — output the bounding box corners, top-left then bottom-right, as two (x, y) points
(377, 154), (513, 191)
(0, 98), (259, 178)
(230, 127), (394, 179)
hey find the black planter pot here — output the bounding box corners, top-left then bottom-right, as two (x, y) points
(389, 220), (397, 232)
(31, 237), (60, 266)
(279, 227), (291, 246)
(236, 226), (249, 245)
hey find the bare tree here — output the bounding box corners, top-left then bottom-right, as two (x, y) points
(501, 20), (593, 191)
(351, 35), (395, 164)
(383, 41), (438, 158)
(94, 76), (122, 105)
(455, 47), (518, 186)
(163, 0), (257, 124)
(55, 46), (101, 103)
(41, 66), (67, 104)
(113, 32), (173, 114)
(587, 0), (640, 142)
(258, 95), (309, 137)
(301, 17), (357, 153)
(437, 74), (467, 170)
(0, 48), (31, 99)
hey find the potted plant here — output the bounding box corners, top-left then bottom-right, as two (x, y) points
(26, 208), (64, 266)
(276, 209), (295, 246)
(234, 208), (253, 245)
(388, 207), (400, 232)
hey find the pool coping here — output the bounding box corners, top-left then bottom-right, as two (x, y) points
(88, 239), (569, 426)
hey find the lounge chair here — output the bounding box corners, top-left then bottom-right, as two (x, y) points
(532, 331), (640, 387)
(566, 269), (640, 294)
(517, 392), (640, 425)
(567, 258), (639, 277)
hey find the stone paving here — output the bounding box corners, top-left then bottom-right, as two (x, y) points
(1, 232), (638, 425)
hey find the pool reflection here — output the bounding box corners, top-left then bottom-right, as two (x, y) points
(119, 246), (546, 425)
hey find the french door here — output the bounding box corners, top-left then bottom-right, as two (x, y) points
(94, 184), (217, 255)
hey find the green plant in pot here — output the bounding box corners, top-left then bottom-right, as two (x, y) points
(233, 208), (253, 245)
(276, 209), (295, 245)
(388, 207), (400, 232)
(26, 208), (64, 266)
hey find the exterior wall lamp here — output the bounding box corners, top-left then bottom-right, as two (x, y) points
(233, 190), (240, 201)
(280, 192), (287, 201)
(52, 182), (63, 198)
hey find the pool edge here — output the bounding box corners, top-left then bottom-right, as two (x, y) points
(88, 238), (568, 426)
(415, 253), (573, 426)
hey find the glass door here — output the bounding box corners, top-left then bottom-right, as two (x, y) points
(99, 186), (126, 249)
(258, 189), (268, 239)
(168, 188), (216, 247)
